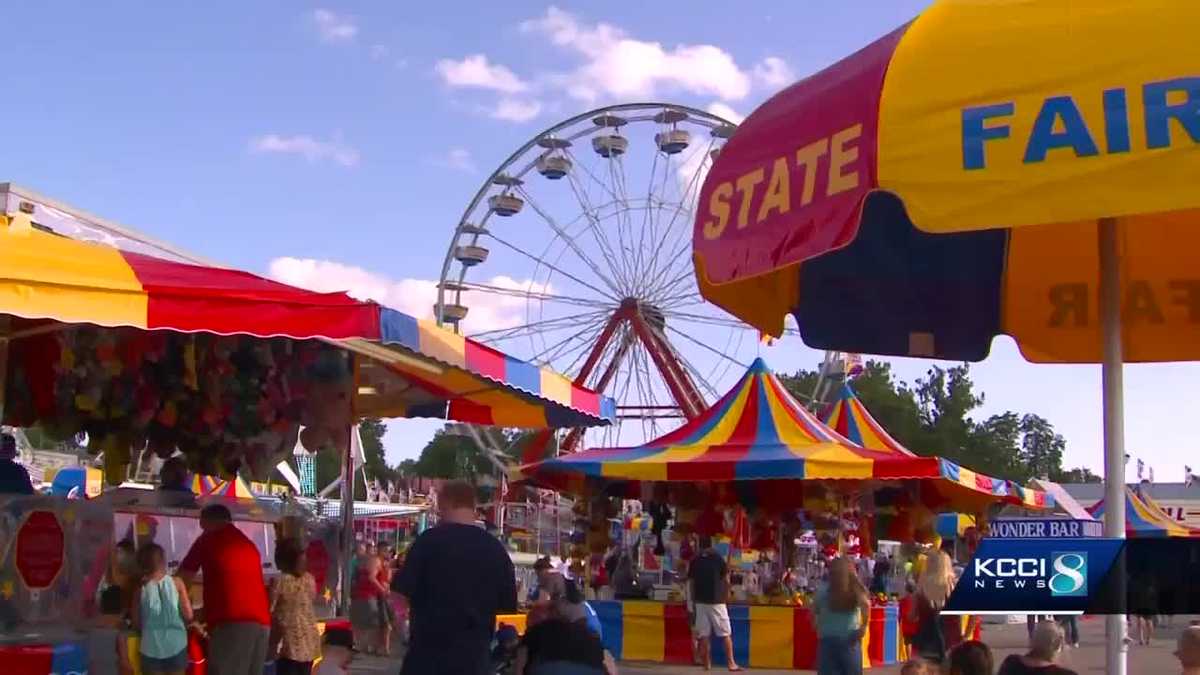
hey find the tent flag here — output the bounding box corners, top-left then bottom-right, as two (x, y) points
(1087, 487), (1200, 538)
(519, 359), (1050, 510)
(0, 223), (614, 429)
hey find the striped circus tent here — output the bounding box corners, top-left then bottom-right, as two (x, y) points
(823, 383), (1048, 509)
(190, 474), (221, 495)
(1088, 487), (1200, 538)
(821, 385), (913, 457)
(519, 359), (1050, 511)
(202, 475), (256, 500)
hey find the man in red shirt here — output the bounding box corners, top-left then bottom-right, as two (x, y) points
(179, 504), (271, 675)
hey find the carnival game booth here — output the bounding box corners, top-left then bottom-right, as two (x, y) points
(519, 359), (1050, 670)
(0, 216), (613, 671)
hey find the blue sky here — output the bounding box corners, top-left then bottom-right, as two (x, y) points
(0, 2), (1192, 482)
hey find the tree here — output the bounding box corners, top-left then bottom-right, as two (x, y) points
(1053, 466), (1102, 484)
(303, 420), (390, 500)
(413, 427), (494, 482)
(359, 418), (397, 486)
(1017, 414), (1066, 481)
(779, 359), (1080, 485)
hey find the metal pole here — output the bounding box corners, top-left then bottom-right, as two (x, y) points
(1099, 217), (1128, 675)
(0, 336), (9, 426)
(340, 424), (356, 615)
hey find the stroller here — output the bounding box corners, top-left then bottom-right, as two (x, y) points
(491, 623), (521, 675)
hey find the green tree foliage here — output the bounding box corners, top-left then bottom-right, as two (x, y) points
(1054, 466), (1102, 483)
(301, 419), (391, 500)
(359, 418), (395, 485)
(779, 360), (1094, 485)
(413, 428), (493, 481)
(408, 427), (549, 483)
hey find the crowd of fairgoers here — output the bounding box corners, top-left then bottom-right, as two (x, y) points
(4, 439), (1200, 675)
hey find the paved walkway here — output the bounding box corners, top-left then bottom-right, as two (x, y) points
(350, 617), (1194, 673)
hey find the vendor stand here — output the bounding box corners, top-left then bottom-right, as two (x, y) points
(519, 359), (1051, 669)
(0, 212), (613, 670)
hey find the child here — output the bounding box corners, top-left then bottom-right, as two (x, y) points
(314, 628), (355, 675)
(89, 584), (126, 675)
(132, 543), (193, 675)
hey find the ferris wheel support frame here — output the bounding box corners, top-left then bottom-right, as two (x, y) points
(555, 299), (707, 454)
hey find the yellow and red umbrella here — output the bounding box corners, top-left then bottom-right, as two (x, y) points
(694, 1), (1200, 363)
(692, 3), (1196, 665)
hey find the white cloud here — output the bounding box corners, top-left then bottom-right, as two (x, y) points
(369, 44), (389, 61)
(520, 6), (768, 103)
(267, 257), (550, 333)
(490, 98), (542, 123)
(434, 147), (477, 173)
(310, 9), (357, 43)
(752, 56), (795, 89)
(434, 54), (529, 94)
(706, 102), (745, 125)
(248, 134), (360, 167)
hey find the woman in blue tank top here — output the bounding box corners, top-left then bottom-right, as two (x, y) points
(132, 543), (193, 674)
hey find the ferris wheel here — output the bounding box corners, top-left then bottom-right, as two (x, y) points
(435, 103), (771, 451)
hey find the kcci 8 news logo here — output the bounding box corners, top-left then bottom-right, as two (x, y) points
(972, 551), (1087, 596)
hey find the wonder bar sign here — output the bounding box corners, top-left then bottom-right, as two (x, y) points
(989, 518), (1103, 539)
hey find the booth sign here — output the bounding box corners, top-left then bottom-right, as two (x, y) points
(989, 518), (1103, 539)
(15, 511), (65, 590)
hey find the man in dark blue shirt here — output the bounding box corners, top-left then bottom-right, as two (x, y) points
(395, 480), (516, 675)
(0, 432), (34, 495)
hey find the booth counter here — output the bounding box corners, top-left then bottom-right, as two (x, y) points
(588, 600), (902, 670)
(0, 640), (89, 675)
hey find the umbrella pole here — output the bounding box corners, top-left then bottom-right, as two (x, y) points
(1099, 217), (1128, 675)
(340, 423), (357, 614)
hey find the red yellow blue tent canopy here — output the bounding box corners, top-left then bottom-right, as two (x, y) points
(823, 384), (1048, 509)
(190, 474), (221, 495)
(0, 220), (613, 428)
(1088, 487), (1200, 538)
(202, 475), (256, 500)
(822, 385), (912, 457)
(518, 359), (1050, 511)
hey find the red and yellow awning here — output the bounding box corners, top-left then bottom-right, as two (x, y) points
(519, 359), (1050, 510)
(0, 221), (613, 428)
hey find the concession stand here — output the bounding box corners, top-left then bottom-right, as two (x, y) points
(518, 359), (1050, 669)
(0, 203), (612, 672)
